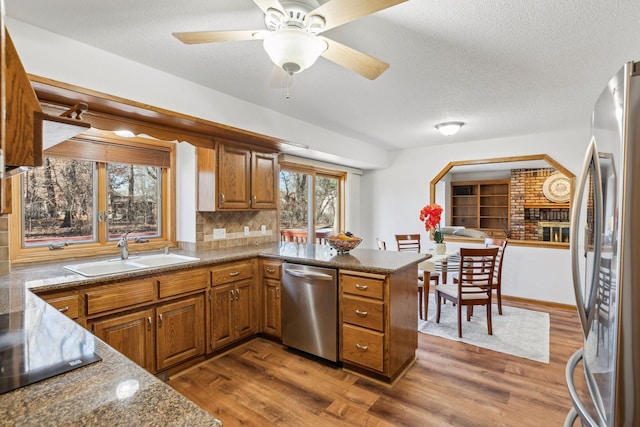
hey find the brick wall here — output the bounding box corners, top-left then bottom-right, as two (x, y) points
(510, 168), (570, 241)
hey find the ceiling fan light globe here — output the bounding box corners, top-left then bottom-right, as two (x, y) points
(263, 28), (327, 74)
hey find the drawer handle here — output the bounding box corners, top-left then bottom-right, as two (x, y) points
(58, 306), (70, 313)
(355, 309), (368, 317)
(266, 268), (275, 274)
(229, 271), (240, 277)
(355, 343), (368, 352)
(355, 284), (368, 290)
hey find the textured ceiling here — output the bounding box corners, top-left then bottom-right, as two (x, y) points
(6, 0), (640, 153)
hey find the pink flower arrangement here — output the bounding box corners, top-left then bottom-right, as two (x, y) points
(419, 203), (444, 243)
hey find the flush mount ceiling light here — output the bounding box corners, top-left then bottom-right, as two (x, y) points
(435, 121), (464, 136)
(263, 27), (327, 75)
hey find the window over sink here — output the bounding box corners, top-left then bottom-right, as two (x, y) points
(10, 129), (176, 263)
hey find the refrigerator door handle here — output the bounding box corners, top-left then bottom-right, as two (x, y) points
(565, 349), (600, 427)
(570, 138), (604, 336)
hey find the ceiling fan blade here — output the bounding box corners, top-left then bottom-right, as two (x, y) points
(320, 37), (389, 80)
(310, 0), (408, 32)
(252, 0), (285, 15)
(172, 30), (267, 45)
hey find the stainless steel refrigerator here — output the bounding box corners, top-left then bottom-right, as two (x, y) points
(565, 61), (640, 426)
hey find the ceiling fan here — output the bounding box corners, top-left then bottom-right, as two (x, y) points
(172, 0), (408, 80)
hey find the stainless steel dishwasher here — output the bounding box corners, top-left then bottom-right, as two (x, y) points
(282, 262), (338, 362)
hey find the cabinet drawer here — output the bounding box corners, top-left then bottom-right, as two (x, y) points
(45, 295), (80, 319)
(261, 259), (281, 279)
(212, 260), (254, 285)
(86, 279), (156, 315)
(341, 274), (384, 299)
(342, 295), (384, 331)
(158, 268), (209, 299)
(342, 324), (384, 372)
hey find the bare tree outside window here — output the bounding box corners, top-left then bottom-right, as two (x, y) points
(107, 163), (161, 240)
(279, 170), (339, 243)
(23, 158), (95, 247)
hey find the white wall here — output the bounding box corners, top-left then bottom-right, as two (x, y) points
(361, 129), (592, 305)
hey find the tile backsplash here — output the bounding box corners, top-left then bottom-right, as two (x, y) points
(180, 210), (279, 251)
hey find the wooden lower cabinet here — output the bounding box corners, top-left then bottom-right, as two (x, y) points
(261, 259), (282, 338)
(339, 268), (417, 382)
(210, 278), (257, 351)
(262, 278), (281, 338)
(92, 308), (155, 372)
(91, 294), (206, 373)
(156, 295), (206, 371)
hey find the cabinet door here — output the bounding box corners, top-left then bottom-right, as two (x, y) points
(156, 295), (205, 371)
(217, 143), (251, 209)
(251, 151), (277, 209)
(263, 278), (281, 338)
(211, 283), (235, 350)
(92, 308), (155, 372)
(234, 278), (257, 339)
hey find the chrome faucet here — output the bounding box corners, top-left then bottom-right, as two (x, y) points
(116, 232), (131, 260)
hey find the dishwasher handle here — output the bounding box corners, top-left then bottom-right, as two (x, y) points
(284, 268), (334, 281)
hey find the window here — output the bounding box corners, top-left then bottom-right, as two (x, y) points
(279, 163), (344, 244)
(12, 131), (175, 262)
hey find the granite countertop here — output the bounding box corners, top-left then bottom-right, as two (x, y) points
(0, 242), (426, 426)
(2, 242), (428, 297)
(0, 292), (221, 426)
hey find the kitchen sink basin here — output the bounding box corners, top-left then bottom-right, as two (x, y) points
(64, 253), (200, 277)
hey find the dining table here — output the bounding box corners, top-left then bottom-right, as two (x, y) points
(417, 249), (461, 320)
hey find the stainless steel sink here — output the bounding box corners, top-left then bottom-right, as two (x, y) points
(64, 253), (200, 277)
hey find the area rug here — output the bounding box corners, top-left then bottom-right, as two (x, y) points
(418, 299), (550, 363)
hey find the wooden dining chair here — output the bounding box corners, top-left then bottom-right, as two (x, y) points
(395, 234), (421, 252)
(484, 237), (508, 315)
(434, 247), (498, 338)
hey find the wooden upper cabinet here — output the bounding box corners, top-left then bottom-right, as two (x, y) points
(197, 143), (278, 211)
(218, 143), (251, 209)
(3, 29), (89, 170)
(251, 151), (277, 209)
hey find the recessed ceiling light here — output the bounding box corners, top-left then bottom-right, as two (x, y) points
(435, 121), (464, 136)
(114, 130), (135, 138)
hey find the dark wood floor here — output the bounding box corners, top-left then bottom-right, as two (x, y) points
(167, 300), (584, 427)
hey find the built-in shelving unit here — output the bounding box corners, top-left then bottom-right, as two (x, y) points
(451, 180), (510, 236)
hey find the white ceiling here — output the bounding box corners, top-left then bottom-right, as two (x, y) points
(7, 0), (640, 154)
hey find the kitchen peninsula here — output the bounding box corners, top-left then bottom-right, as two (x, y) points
(0, 243), (426, 425)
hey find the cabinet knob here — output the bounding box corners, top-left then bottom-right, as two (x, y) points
(355, 343), (369, 352)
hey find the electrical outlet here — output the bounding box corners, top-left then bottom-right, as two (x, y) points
(244, 226), (250, 236)
(213, 228), (226, 239)
(261, 225), (267, 234)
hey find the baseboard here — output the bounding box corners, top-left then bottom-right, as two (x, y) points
(502, 295), (576, 311)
